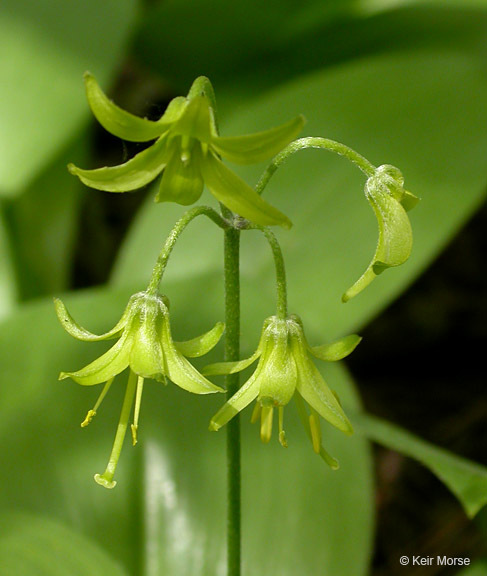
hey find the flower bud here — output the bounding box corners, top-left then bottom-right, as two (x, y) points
(342, 164), (419, 302)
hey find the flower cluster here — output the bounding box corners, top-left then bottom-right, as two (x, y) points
(57, 74), (417, 487)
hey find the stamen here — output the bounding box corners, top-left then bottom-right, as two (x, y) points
(309, 411), (322, 454)
(130, 425), (138, 446)
(94, 370), (138, 489)
(81, 409), (96, 428)
(319, 446), (340, 471)
(250, 402), (262, 424)
(294, 394), (340, 469)
(80, 377), (114, 427)
(278, 407), (288, 448)
(131, 376), (145, 446)
(260, 405), (274, 444)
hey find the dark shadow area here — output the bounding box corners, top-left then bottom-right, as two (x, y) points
(348, 201), (487, 574)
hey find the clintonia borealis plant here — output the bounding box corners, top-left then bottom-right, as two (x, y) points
(56, 74), (418, 576)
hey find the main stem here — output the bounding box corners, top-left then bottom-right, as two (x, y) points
(224, 223), (241, 576)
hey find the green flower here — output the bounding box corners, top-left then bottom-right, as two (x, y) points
(55, 291), (224, 488)
(68, 73), (305, 228)
(205, 314), (360, 468)
(343, 164), (419, 302)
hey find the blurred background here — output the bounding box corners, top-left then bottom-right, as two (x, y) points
(1, 1), (486, 575)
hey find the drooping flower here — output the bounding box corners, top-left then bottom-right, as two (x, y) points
(55, 291), (224, 488)
(342, 164), (419, 302)
(68, 73), (305, 228)
(205, 314), (360, 468)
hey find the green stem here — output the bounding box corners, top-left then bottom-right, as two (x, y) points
(256, 227), (287, 318)
(224, 224), (241, 576)
(255, 136), (376, 195)
(146, 205), (228, 294)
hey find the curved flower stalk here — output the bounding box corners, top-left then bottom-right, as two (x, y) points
(68, 73), (305, 228)
(55, 291), (224, 488)
(254, 138), (419, 301)
(342, 164), (419, 302)
(205, 314), (360, 468)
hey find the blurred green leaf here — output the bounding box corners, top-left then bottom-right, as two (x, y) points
(0, 207), (18, 318)
(134, 0), (358, 90)
(112, 47), (487, 340)
(355, 412), (487, 518)
(0, 288), (373, 576)
(134, 4), (487, 103)
(457, 560), (487, 575)
(3, 138), (87, 300)
(0, 511), (129, 576)
(0, 0), (139, 196)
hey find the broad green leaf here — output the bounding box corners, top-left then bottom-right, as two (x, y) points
(134, 1), (487, 97)
(0, 0), (138, 196)
(0, 288), (373, 576)
(134, 4), (487, 105)
(362, 0), (487, 11)
(112, 46), (487, 340)
(457, 560), (487, 576)
(0, 511), (128, 576)
(354, 412), (487, 518)
(133, 0), (360, 90)
(0, 208), (17, 319)
(3, 138), (86, 300)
